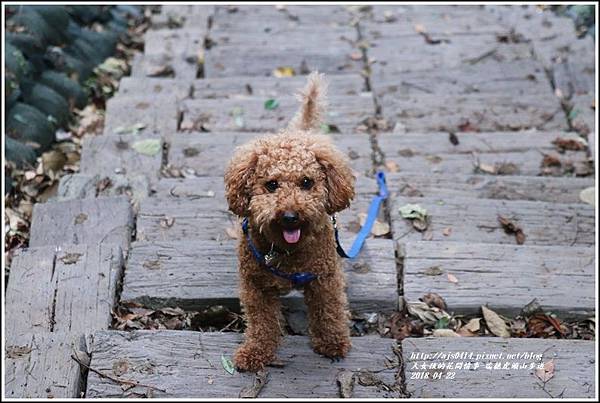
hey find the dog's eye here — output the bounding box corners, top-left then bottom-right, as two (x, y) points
(300, 177), (314, 190)
(265, 180), (279, 193)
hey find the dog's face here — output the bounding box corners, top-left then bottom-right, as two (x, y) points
(225, 133), (355, 249)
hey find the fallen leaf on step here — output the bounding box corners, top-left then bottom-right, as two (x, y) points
(552, 137), (587, 152)
(60, 252), (83, 265)
(481, 305), (510, 338)
(432, 329), (460, 337)
(384, 160), (399, 172)
(442, 227), (452, 236)
(498, 215), (526, 245)
(264, 99), (279, 110)
(447, 273), (458, 284)
(132, 139), (161, 156)
(221, 354), (235, 375)
(239, 370), (269, 398)
(160, 216), (175, 228)
(579, 187), (595, 206)
(272, 66), (295, 77)
(358, 213), (390, 236)
(336, 369), (355, 398)
(424, 266), (443, 276)
(463, 318), (481, 332)
(421, 292), (447, 311)
(535, 360), (555, 383)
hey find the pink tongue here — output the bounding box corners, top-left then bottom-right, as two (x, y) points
(283, 228), (301, 244)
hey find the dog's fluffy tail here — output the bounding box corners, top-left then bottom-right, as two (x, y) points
(287, 71), (328, 132)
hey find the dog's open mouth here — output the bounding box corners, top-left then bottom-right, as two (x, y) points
(283, 228), (301, 244)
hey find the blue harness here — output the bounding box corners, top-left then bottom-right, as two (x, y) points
(242, 171), (388, 286)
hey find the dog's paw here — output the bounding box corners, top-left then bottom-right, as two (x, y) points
(312, 336), (351, 359)
(233, 345), (271, 373)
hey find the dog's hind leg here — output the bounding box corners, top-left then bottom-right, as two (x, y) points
(234, 283), (283, 372)
(304, 269), (352, 359)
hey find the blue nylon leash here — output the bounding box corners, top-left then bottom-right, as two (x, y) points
(334, 171), (388, 259)
(242, 171), (388, 286)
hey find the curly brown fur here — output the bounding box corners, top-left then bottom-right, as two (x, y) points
(224, 72), (356, 372)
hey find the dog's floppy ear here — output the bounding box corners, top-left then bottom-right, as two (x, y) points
(310, 135), (356, 214)
(287, 71), (328, 132)
(224, 144), (258, 216)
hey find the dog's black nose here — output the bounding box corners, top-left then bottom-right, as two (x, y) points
(281, 211), (299, 226)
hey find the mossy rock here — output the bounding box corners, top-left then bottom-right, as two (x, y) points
(6, 136), (38, 168)
(5, 42), (32, 81)
(6, 103), (55, 152)
(10, 8), (67, 46)
(21, 80), (71, 128)
(39, 70), (87, 109)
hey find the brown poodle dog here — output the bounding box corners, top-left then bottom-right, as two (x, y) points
(224, 72), (356, 372)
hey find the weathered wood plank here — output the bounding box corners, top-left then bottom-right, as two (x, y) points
(6, 244), (123, 339)
(403, 337), (595, 398)
(179, 95), (374, 134)
(385, 172), (594, 204)
(29, 197), (133, 250)
(368, 33), (533, 77)
(401, 241), (595, 317)
(371, 60), (551, 98)
(150, 4), (214, 30)
(55, 173), (150, 207)
(103, 94), (179, 136)
(192, 74), (365, 99)
(167, 132), (374, 177)
(390, 196), (594, 246)
(80, 134), (163, 183)
(153, 175), (378, 200)
(364, 5), (505, 35)
(377, 131), (588, 176)
(86, 330), (402, 398)
(136, 193), (381, 243)
(5, 332), (86, 398)
(378, 93), (566, 132)
(568, 94), (596, 166)
(118, 77), (191, 101)
(121, 238), (397, 314)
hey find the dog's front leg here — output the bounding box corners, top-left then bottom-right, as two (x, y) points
(304, 269), (351, 359)
(234, 282), (282, 372)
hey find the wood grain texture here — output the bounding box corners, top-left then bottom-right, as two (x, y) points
(378, 93), (566, 132)
(86, 330), (402, 398)
(401, 241), (595, 317)
(192, 74), (365, 99)
(136, 193), (380, 243)
(6, 244), (123, 340)
(121, 238), (397, 313)
(29, 196), (133, 250)
(390, 196), (594, 246)
(403, 337), (595, 398)
(384, 173), (594, 204)
(166, 132), (375, 177)
(179, 95), (374, 134)
(118, 77), (192, 102)
(80, 134), (163, 182)
(55, 174), (150, 207)
(377, 131), (589, 176)
(103, 94), (179, 137)
(5, 332), (86, 398)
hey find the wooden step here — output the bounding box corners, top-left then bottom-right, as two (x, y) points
(401, 241), (595, 317)
(121, 238), (398, 314)
(5, 244), (123, 340)
(136, 192), (382, 243)
(179, 95), (374, 134)
(103, 94), (179, 136)
(390, 195), (594, 247)
(118, 77), (191, 101)
(54, 173), (150, 204)
(80, 133), (163, 182)
(385, 172), (594, 204)
(403, 337), (595, 398)
(86, 330), (402, 398)
(29, 197), (133, 250)
(5, 332), (86, 398)
(192, 74), (365, 99)
(166, 132), (375, 177)
(378, 131), (589, 176)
